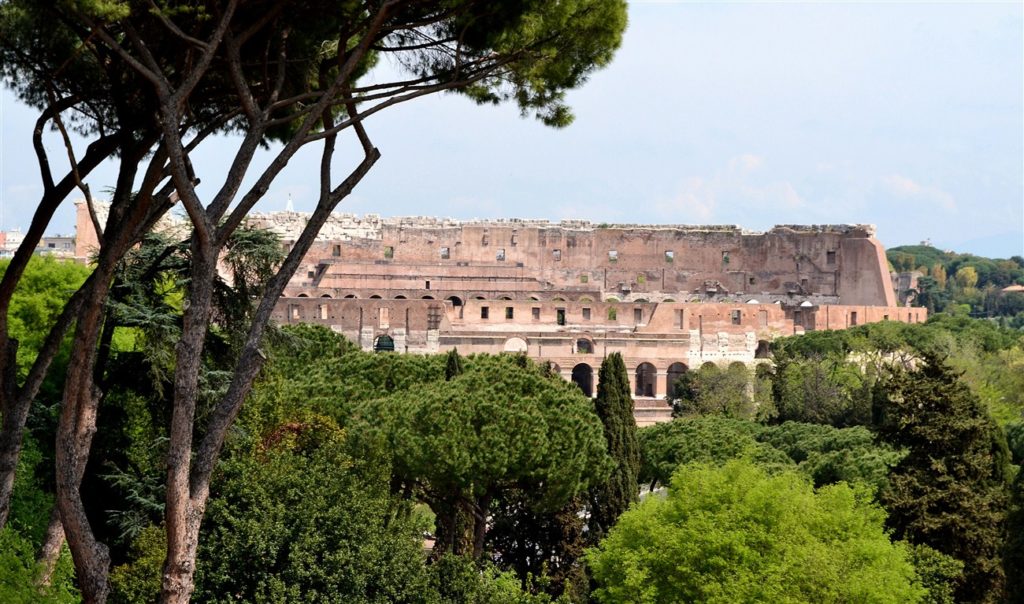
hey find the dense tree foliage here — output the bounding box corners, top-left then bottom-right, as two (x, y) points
(637, 416), (902, 493)
(352, 353), (610, 559)
(888, 245), (1024, 317)
(587, 353), (640, 542)
(667, 361), (767, 419)
(875, 357), (1011, 603)
(588, 460), (924, 604)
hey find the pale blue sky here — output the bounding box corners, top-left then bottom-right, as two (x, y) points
(2, 1), (1022, 256)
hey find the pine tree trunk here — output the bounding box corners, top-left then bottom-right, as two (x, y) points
(36, 505), (66, 586)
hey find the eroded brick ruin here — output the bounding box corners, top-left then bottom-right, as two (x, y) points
(76, 205), (923, 425)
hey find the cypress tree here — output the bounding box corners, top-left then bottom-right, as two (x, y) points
(444, 348), (463, 381)
(588, 352), (640, 541)
(875, 356), (1010, 603)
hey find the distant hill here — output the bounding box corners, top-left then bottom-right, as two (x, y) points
(888, 245), (1024, 289)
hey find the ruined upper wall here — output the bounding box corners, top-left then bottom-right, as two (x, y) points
(72, 202), (897, 306)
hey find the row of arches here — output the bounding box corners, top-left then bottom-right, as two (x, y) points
(561, 361), (691, 398)
(289, 292), (608, 303)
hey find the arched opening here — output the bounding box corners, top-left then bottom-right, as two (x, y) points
(395, 295), (407, 299)
(576, 338), (594, 354)
(369, 294), (382, 299)
(635, 362), (656, 397)
(503, 337), (528, 353)
(552, 297), (566, 302)
(755, 340), (771, 359)
(422, 295), (434, 300)
(320, 293), (332, 298)
(548, 362), (561, 377)
(667, 362), (688, 393)
(571, 363), (594, 397)
(499, 296), (512, 301)
(297, 293), (309, 298)
(579, 296), (593, 303)
(529, 296), (540, 301)
(373, 335), (395, 352)
(343, 294), (357, 299)
(447, 296), (464, 307)
(635, 298), (649, 303)
(474, 296), (486, 300)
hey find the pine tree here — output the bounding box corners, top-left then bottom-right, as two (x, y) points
(875, 356), (1011, 603)
(588, 352), (640, 541)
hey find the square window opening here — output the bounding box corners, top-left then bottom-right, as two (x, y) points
(553, 249), (562, 261)
(634, 308), (642, 324)
(481, 306), (489, 319)
(827, 250), (836, 265)
(440, 246), (450, 259)
(556, 308), (566, 326)
(608, 250), (618, 262)
(383, 246), (394, 259)
(731, 309), (741, 325)
(665, 250), (674, 262)
(582, 308), (591, 320)
(496, 248), (506, 262)
(505, 307), (514, 320)
(532, 307), (541, 320)
(332, 244), (341, 257)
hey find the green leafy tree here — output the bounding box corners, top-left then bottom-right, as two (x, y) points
(637, 417), (790, 490)
(587, 352), (640, 541)
(756, 421), (903, 492)
(193, 416), (433, 604)
(668, 362), (757, 419)
(354, 354), (610, 559)
(587, 459), (925, 604)
(875, 357), (1011, 603)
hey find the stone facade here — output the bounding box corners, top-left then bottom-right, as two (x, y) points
(74, 204), (924, 425)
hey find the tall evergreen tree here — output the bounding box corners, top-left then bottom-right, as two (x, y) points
(588, 353), (640, 541)
(875, 356), (1011, 604)
(1007, 470), (1024, 604)
(445, 348), (463, 381)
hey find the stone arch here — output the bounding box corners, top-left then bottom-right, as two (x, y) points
(571, 363), (594, 397)
(395, 295), (407, 299)
(474, 296), (486, 300)
(667, 362), (688, 393)
(579, 296), (594, 303)
(503, 337), (528, 353)
(605, 296), (620, 303)
(635, 362), (656, 397)
(343, 294), (357, 299)
(576, 338), (595, 354)
(635, 298), (649, 303)
(422, 295), (435, 300)
(499, 295), (513, 301)
(447, 296), (464, 307)
(373, 334), (395, 352)
(755, 340), (771, 359)
(549, 362), (561, 377)
(320, 293), (333, 298)
(297, 293), (309, 298)
(529, 296), (541, 301)
(369, 294), (382, 299)
(729, 361), (747, 371)
(552, 297), (566, 302)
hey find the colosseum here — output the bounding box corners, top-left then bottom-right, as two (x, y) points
(76, 204), (924, 425)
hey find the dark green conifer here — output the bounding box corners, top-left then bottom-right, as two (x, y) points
(875, 356), (1010, 603)
(588, 352), (640, 541)
(444, 348), (462, 381)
